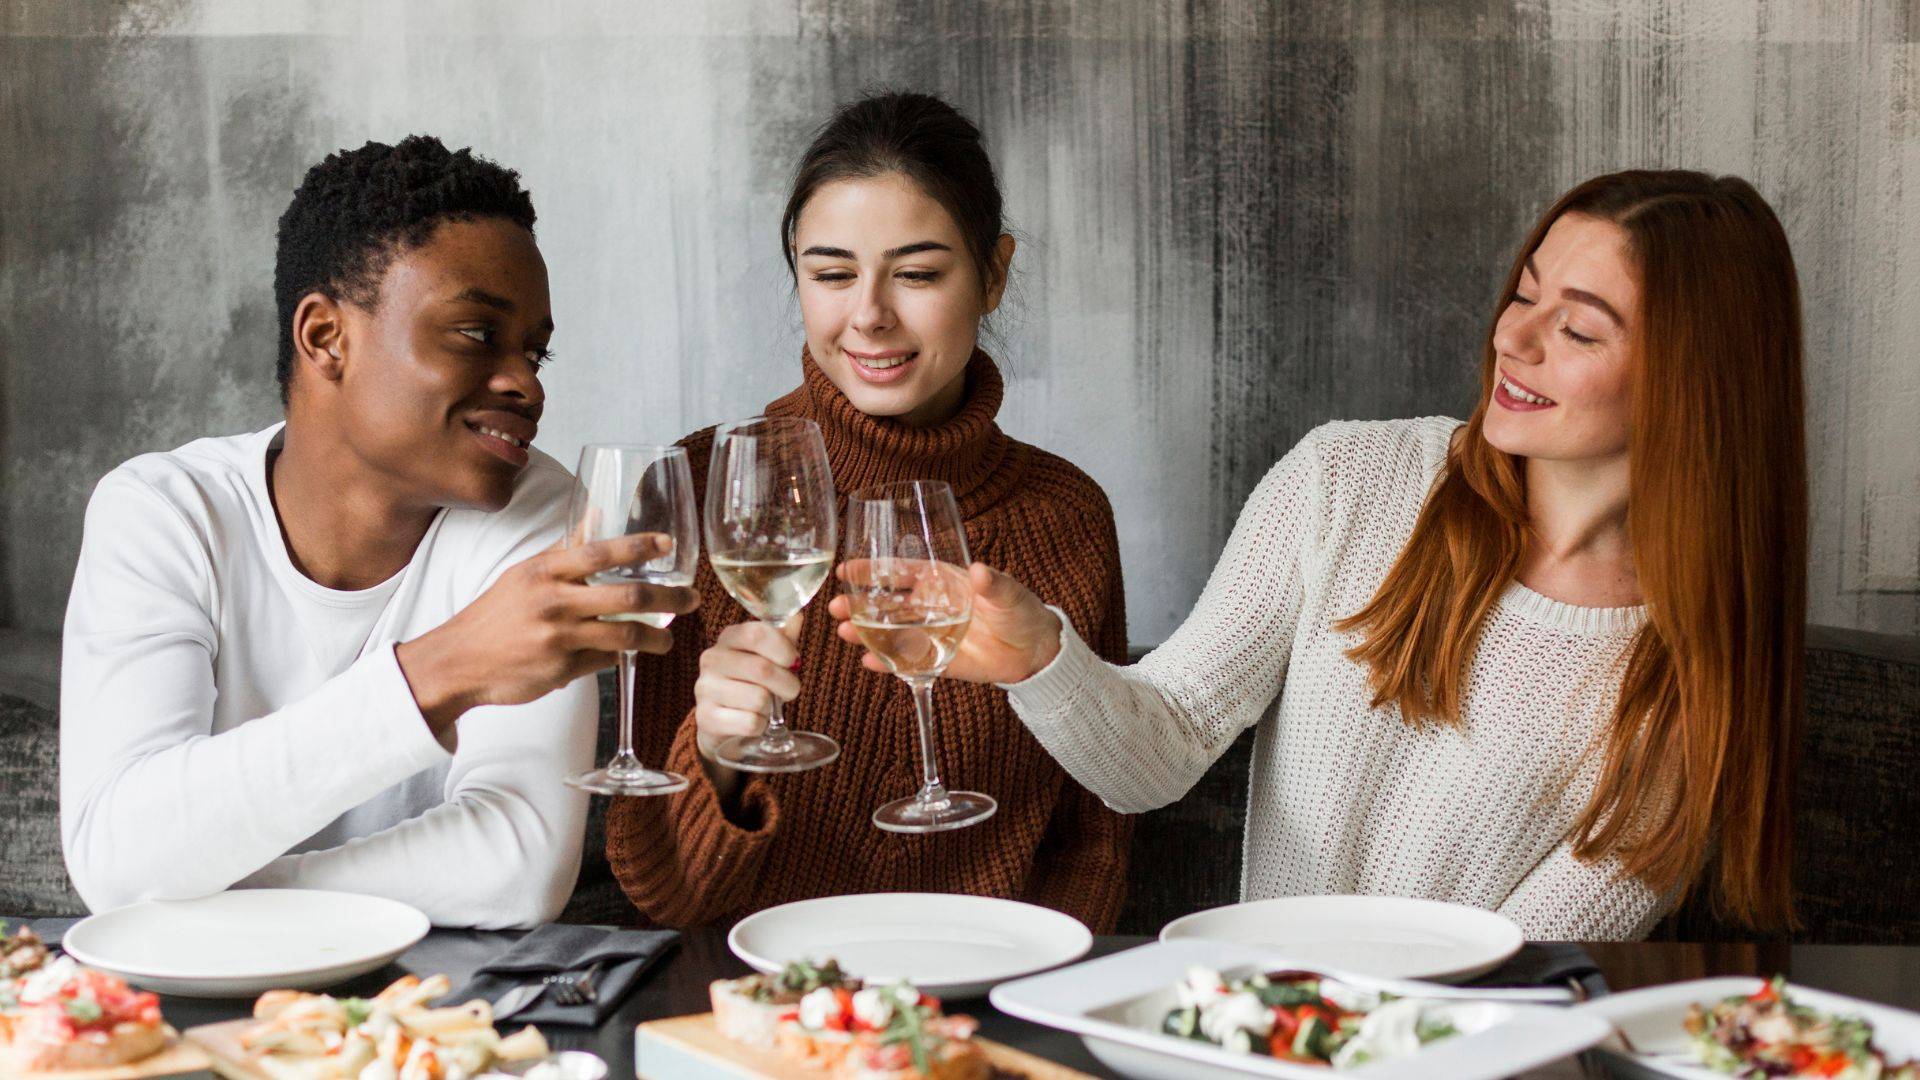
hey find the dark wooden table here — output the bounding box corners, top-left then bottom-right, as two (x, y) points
(22, 919), (1920, 1080)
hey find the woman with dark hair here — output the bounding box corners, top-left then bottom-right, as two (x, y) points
(834, 170), (1807, 939)
(606, 92), (1133, 929)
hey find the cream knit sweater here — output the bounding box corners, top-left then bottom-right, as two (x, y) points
(1004, 417), (1667, 941)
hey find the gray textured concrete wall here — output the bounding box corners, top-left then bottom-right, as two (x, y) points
(3, 0), (1917, 646)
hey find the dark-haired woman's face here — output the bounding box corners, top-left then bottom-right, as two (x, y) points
(1484, 213), (1638, 465)
(794, 173), (1008, 426)
(331, 217), (553, 511)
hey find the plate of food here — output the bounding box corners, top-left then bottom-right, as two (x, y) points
(727, 893), (1092, 1000)
(988, 937), (1611, 1080)
(62, 889), (430, 998)
(1159, 896), (1525, 983)
(0, 922), (211, 1078)
(184, 972), (576, 1080)
(636, 957), (1092, 1079)
(1577, 975), (1920, 1079)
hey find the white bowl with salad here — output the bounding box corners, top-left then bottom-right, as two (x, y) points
(1579, 976), (1920, 1080)
(989, 938), (1611, 1079)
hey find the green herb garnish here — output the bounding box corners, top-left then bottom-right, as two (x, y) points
(775, 959), (846, 995)
(64, 997), (103, 1025)
(1253, 981), (1323, 1008)
(342, 998), (374, 1028)
(876, 983), (936, 1074)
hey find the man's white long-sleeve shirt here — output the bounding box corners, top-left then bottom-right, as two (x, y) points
(59, 422), (595, 928)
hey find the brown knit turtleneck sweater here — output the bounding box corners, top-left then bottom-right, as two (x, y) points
(605, 349), (1132, 931)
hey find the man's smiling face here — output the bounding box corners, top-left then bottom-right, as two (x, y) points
(323, 216), (554, 512)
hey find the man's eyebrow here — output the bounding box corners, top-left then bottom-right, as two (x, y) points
(447, 287), (555, 332)
(1523, 256), (1624, 326)
(450, 287), (513, 310)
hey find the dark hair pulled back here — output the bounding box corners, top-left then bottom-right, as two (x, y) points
(781, 92), (1005, 293)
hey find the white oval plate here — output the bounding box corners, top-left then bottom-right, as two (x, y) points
(728, 893), (1092, 1000)
(63, 889), (430, 998)
(1160, 895), (1523, 983)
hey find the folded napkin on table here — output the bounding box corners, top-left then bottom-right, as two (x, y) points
(1466, 941), (1607, 1000)
(452, 924), (678, 1027)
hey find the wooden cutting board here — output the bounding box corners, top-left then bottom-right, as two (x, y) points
(10, 1027), (212, 1079)
(636, 1013), (1094, 1080)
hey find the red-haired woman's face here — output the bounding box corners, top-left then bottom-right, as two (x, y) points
(1484, 213), (1638, 464)
(793, 172), (1010, 427)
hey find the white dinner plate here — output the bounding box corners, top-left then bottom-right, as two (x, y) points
(1577, 977), (1920, 1079)
(62, 889), (430, 998)
(727, 892), (1092, 1000)
(990, 938), (1612, 1080)
(1160, 895), (1524, 983)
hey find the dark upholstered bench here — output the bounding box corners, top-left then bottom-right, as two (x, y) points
(8, 626), (1918, 943)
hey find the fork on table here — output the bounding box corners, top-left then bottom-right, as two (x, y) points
(543, 958), (607, 1007)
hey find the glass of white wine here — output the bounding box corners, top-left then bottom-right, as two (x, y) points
(703, 416), (841, 773)
(843, 480), (996, 833)
(566, 444), (699, 796)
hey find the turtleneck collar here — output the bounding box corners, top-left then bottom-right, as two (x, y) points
(764, 346), (1024, 517)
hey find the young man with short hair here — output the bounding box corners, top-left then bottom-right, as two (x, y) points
(59, 136), (694, 927)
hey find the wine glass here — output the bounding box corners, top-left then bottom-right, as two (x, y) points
(703, 416), (841, 772)
(566, 444), (699, 796)
(842, 480), (996, 833)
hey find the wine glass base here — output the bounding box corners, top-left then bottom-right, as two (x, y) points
(712, 731), (841, 773)
(872, 791), (997, 833)
(566, 768), (689, 797)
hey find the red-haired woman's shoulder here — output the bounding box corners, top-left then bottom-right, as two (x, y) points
(1296, 416), (1461, 492)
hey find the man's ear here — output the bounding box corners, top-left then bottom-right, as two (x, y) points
(982, 233), (1016, 316)
(291, 292), (348, 388)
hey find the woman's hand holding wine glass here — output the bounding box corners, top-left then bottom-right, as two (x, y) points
(691, 617), (804, 797)
(702, 416), (842, 773)
(829, 561), (1065, 686)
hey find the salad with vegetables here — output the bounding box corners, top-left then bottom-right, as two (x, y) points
(1159, 966), (1498, 1069)
(1683, 977), (1918, 1079)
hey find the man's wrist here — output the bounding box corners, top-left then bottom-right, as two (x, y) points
(395, 631), (475, 736)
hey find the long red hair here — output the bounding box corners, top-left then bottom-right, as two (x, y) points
(1336, 171), (1806, 928)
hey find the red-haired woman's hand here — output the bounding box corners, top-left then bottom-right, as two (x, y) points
(828, 563), (1062, 685)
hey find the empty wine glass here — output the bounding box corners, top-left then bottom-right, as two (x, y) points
(843, 480), (996, 832)
(566, 444), (698, 796)
(704, 416), (841, 773)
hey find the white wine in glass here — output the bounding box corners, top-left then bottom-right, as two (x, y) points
(844, 480), (996, 833)
(704, 417), (841, 773)
(709, 551), (834, 624)
(566, 444), (698, 797)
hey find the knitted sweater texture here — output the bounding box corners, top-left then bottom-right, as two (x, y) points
(606, 350), (1133, 930)
(1005, 417), (1669, 941)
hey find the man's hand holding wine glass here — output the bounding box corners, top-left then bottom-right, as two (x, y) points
(397, 532), (699, 735)
(828, 562), (1065, 687)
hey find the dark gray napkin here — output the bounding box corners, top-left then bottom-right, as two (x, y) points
(1466, 941), (1608, 1000)
(452, 924), (678, 1026)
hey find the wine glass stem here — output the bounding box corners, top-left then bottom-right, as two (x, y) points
(906, 676), (950, 807)
(758, 620), (796, 751)
(609, 649), (643, 778)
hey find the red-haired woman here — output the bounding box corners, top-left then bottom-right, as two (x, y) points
(831, 170), (1806, 938)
